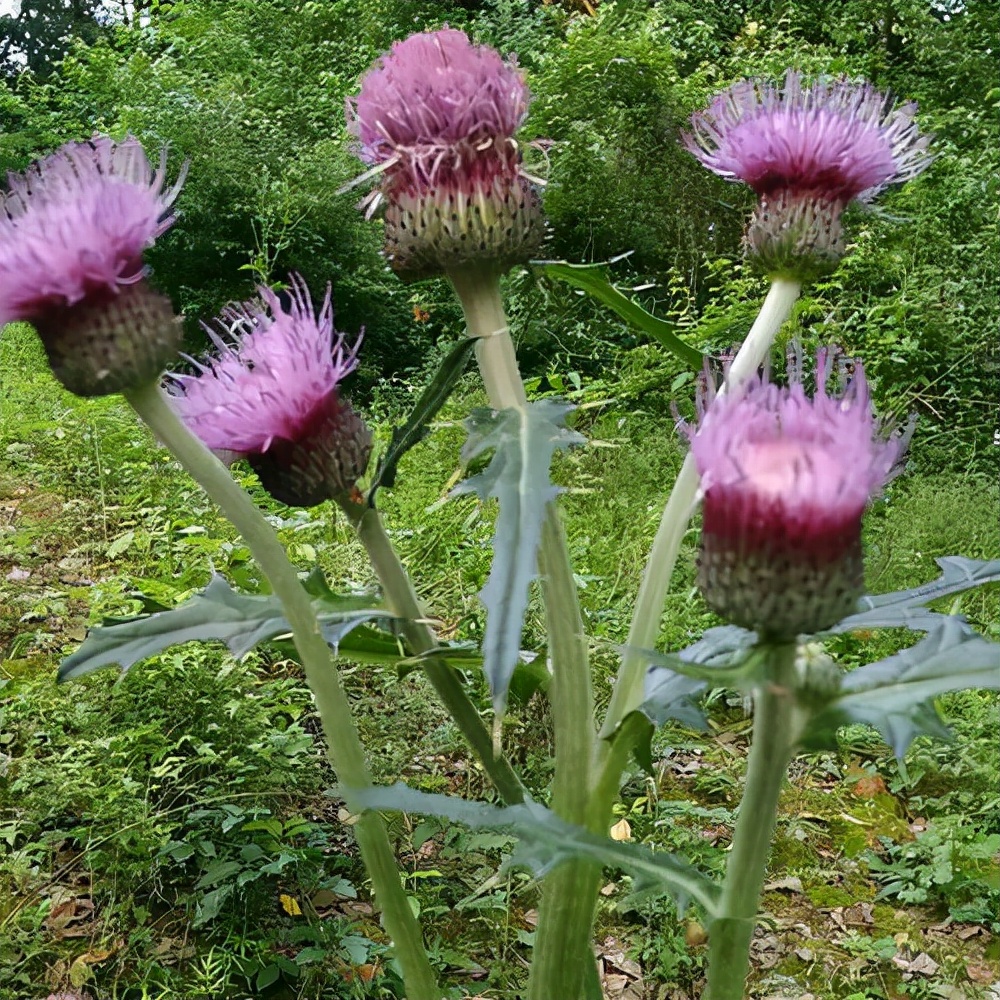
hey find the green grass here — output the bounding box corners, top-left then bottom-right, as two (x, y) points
(1, 322), (998, 998)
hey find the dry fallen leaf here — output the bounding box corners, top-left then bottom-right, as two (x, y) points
(685, 920), (708, 947)
(851, 774), (888, 798)
(763, 876), (803, 894)
(45, 896), (97, 939)
(907, 953), (940, 977)
(68, 947), (114, 988)
(893, 951), (939, 976)
(843, 901), (874, 926)
(609, 818), (632, 842)
(965, 960), (997, 985)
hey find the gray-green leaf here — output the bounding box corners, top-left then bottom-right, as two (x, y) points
(454, 400), (583, 714)
(806, 618), (1000, 757)
(351, 783), (720, 915)
(832, 556), (1000, 634)
(59, 573), (393, 680)
(638, 626), (759, 730)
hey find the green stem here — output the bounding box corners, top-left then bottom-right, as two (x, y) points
(338, 500), (525, 805)
(448, 269), (527, 409)
(705, 641), (804, 1000)
(599, 277), (802, 740)
(447, 266), (595, 812)
(124, 383), (439, 1000)
(448, 266), (598, 1000)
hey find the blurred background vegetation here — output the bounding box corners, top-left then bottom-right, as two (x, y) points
(1, 0), (996, 473)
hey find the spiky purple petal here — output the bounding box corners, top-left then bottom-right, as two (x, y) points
(684, 71), (932, 203)
(0, 135), (186, 325)
(348, 27), (529, 175)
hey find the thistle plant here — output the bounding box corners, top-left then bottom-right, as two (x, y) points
(11, 32), (999, 1000)
(2, 136), (439, 1000)
(684, 350), (915, 998)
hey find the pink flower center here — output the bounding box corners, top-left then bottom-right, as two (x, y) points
(740, 436), (863, 509)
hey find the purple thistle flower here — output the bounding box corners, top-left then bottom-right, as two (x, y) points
(684, 71), (932, 278)
(0, 134), (186, 395)
(169, 276), (372, 507)
(347, 28), (545, 280)
(687, 349), (912, 638)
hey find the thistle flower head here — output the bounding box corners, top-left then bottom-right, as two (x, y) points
(684, 72), (932, 278)
(347, 28), (544, 280)
(687, 348), (911, 638)
(169, 276), (372, 507)
(0, 135), (184, 320)
(0, 134), (186, 395)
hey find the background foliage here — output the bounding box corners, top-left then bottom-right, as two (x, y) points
(1, 0), (995, 470)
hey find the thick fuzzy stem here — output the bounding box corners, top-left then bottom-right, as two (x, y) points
(600, 277), (802, 739)
(705, 642), (803, 1000)
(448, 266), (598, 1000)
(125, 382), (439, 1000)
(340, 501), (525, 804)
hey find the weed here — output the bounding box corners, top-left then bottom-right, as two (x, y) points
(866, 819), (1000, 929)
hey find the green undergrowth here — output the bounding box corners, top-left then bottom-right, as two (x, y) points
(1, 322), (998, 998)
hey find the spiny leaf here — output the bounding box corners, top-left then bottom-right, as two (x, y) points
(453, 400), (583, 715)
(676, 625), (758, 666)
(535, 259), (705, 368)
(59, 573), (393, 681)
(637, 626), (759, 731)
(270, 622), (406, 668)
(832, 556), (1000, 634)
(805, 618), (1000, 758)
(641, 670), (710, 730)
(367, 337), (477, 506)
(351, 783), (720, 915)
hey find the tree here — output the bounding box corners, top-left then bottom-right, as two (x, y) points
(0, 1), (114, 77)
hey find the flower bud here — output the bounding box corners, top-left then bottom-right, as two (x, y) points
(248, 392), (372, 508)
(34, 281), (181, 397)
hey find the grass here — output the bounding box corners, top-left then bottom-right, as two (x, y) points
(1, 322), (998, 999)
